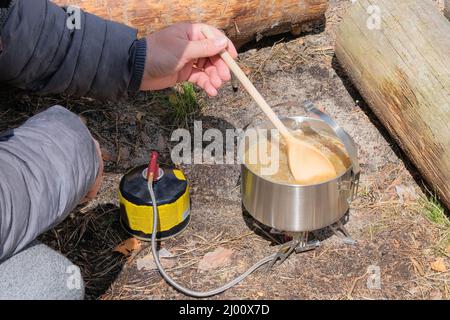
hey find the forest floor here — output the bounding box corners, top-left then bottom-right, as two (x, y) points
(0, 0), (449, 300)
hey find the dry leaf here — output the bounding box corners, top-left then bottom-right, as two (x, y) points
(113, 237), (141, 256)
(198, 247), (233, 271)
(79, 115), (88, 125)
(136, 249), (174, 271)
(101, 147), (114, 162)
(410, 258), (425, 276)
(447, 245), (450, 253)
(136, 111), (145, 122)
(241, 65), (253, 76)
(430, 258), (447, 273)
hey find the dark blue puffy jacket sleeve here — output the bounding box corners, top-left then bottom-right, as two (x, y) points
(0, 0), (147, 100)
(0, 106), (99, 261)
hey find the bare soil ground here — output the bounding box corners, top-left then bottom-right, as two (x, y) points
(1, 0), (449, 300)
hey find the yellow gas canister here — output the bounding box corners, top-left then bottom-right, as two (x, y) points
(119, 162), (190, 240)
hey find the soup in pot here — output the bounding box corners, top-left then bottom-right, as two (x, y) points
(243, 125), (351, 185)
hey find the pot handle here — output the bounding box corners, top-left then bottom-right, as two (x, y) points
(303, 101), (360, 201)
(303, 100), (360, 177)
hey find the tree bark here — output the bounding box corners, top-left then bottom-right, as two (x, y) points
(53, 0), (328, 47)
(336, 0), (450, 208)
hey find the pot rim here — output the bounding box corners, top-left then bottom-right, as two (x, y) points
(240, 116), (354, 188)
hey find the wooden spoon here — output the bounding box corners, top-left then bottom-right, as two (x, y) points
(202, 27), (337, 183)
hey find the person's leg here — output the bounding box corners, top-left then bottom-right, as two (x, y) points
(0, 106), (100, 260)
(0, 106), (101, 299)
(0, 241), (84, 300)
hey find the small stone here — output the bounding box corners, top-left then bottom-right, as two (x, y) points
(430, 289), (443, 300)
(395, 185), (419, 202)
(136, 249), (174, 271)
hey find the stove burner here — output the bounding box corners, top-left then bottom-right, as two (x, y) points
(264, 218), (356, 270)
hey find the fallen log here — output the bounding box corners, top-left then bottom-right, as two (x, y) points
(53, 0), (328, 47)
(336, 0), (450, 208)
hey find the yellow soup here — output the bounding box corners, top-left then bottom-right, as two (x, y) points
(244, 127), (351, 185)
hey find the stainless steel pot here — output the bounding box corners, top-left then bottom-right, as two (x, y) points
(241, 101), (360, 232)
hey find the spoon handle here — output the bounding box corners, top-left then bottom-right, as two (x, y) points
(202, 27), (292, 139)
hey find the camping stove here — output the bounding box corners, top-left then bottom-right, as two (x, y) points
(241, 101), (360, 267)
(256, 214), (356, 269)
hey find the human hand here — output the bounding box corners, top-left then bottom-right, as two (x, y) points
(139, 23), (238, 97)
(81, 139), (104, 203)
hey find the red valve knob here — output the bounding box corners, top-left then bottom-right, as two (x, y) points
(146, 151), (159, 182)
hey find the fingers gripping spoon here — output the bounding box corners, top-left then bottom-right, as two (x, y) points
(202, 27), (337, 183)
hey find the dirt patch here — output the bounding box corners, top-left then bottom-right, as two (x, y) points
(0, 0), (448, 300)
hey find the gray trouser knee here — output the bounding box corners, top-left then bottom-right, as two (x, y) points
(0, 242), (84, 300)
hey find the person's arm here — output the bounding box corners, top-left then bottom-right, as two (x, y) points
(0, 106), (100, 261)
(0, 0), (146, 100)
(0, 1), (238, 100)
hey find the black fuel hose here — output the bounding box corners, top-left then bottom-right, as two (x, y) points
(148, 181), (277, 298)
